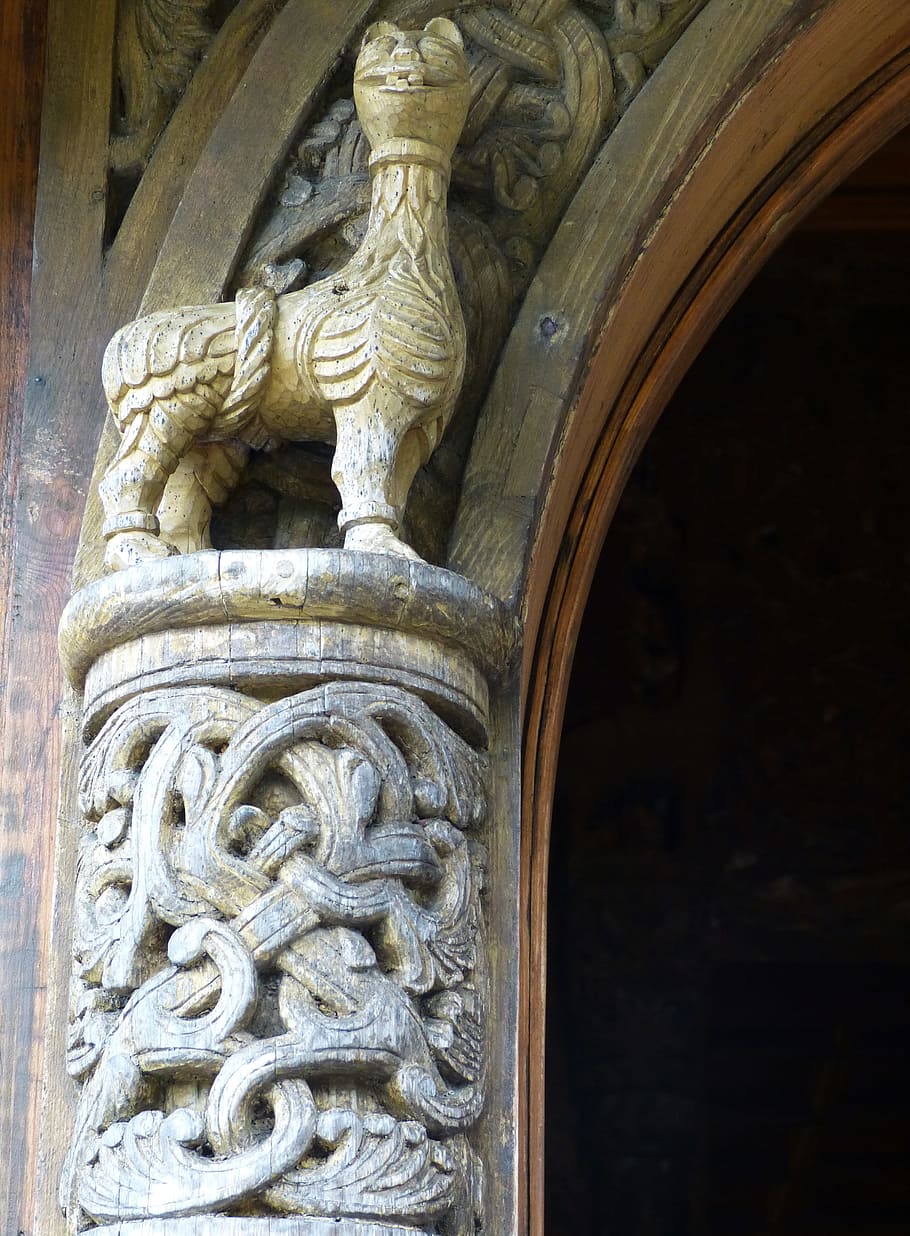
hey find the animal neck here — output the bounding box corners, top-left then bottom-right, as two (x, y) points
(358, 138), (453, 276)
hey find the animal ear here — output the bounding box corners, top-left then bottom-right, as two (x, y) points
(424, 16), (463, 48)
(362, 20), (398, 45)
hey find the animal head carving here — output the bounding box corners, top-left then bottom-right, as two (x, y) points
(354, 18), (471, 162)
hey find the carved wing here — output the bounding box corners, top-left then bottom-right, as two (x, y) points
(102, 302), (238, 428)
(311, 275), (464, 414)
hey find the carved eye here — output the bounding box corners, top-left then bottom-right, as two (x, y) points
(424, 16), (463, 48)
(362, 20), (399, 47)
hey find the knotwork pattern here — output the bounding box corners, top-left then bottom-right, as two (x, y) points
(63, 682), (487, 1234)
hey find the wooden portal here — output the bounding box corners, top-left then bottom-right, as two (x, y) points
(0, 2), (909, 1233)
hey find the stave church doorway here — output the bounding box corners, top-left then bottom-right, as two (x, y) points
(546, 132), (910, 1236)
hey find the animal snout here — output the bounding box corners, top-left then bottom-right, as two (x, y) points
(390, 37), (421, 63)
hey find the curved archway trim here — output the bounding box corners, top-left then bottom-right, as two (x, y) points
(515, 25), (910, 1236)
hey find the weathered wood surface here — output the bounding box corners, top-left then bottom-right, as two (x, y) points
(26, 6), (385, 1230)
(96, 19), (470, 571)
(0, 2), (48, 1233)
(75, 0), (375, 588)
(59, 549), (514, 688)
(451, 0), (910, 626)
(61, 663), (491, 1234)
(52, 27), (506, 1221)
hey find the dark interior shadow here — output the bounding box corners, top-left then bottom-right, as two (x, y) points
(546, 227), (910, 1236)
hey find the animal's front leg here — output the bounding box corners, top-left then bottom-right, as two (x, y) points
(331, 400), (436, 561)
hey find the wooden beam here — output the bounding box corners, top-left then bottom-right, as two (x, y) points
(0, 2), (49, 1230)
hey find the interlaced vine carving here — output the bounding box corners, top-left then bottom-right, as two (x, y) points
(106, 0), (237, 242)
(111, 0), (214, 177)
(63, 683), (487, 1233)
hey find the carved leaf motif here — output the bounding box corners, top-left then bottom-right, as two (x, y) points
(112, 0), (214, 175)
(460, 8), (562, 82)
(312, 278), (461, 412)
(102, 304), (237, 424)
(580, 0), (707, 102)
(219, 2), (711, 559)
(242, 98), (370, 291)
(79, 1080), (315, 1221)
(264, 1108), (456, 1220)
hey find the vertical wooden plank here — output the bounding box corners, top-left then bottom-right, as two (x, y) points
(0, 1), (116, 1232)
(0, 3), (49, 1232)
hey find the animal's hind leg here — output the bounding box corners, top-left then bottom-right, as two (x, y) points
(331, 402), (433, 560)
(158, 441), (250, 554)
(99, 393), (217, 571)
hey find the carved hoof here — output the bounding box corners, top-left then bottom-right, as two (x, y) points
(105, 530), (179, 573)
(344, 523), (424, 561)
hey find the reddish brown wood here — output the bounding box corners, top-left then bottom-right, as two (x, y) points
(0, 2), (48, 1231)
(803, 125), (910, 229)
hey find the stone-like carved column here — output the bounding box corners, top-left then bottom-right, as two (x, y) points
(58, 550), (512, 1234)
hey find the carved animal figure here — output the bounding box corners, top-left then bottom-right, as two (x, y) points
(98, 18), (471, 571)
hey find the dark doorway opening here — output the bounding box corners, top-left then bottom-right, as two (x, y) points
(545, 164), (910, 1234)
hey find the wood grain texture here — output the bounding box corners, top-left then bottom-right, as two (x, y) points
(450, 0), (910, 625)
(94, 20), (469, 573)
(19, 3), (377, 1230)
(9, 1), (910, 1234)
(59, 664), (491, 1233)
(0, 3), (49, 1233)
(445, 20), (910, 1223)
(2, 7), (117, 1236)
(59, 548), (513, 689)
(802, 125), (910, 229)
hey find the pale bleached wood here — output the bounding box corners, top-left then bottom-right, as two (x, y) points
(54, 21), (506, 1236)
(59, 592), (497, 1233)
(95, 18), (467, 572)
(74, 0), (376, 589)
(60, 548), (514, 689)
(87, 1219), (444, 1235)
(28, 4), (910, 1236)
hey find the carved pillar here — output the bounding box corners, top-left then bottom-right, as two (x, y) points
(50, 20), (519, 1230)
(37, 4), (714, 1229)
(58, 548), (512, 1234)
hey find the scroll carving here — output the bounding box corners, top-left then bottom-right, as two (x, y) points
(111, 0), (215, 178)
(63, 681), (487, 1233)
(55, 5), (702, 1231)
(105, 0), (223, 242)
(93, 1), (709, 567)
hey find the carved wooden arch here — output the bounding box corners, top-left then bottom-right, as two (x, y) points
(8, 0), (909, 1233)
(449, 2), (910, 1231)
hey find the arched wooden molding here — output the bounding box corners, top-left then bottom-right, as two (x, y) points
(449, 2), (910, 1230)
(9, 0), (909, 1233)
